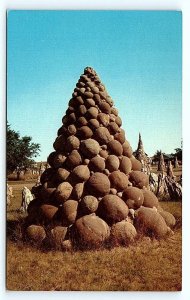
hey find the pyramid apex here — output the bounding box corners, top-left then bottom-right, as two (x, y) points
(84, 66), (97, 76)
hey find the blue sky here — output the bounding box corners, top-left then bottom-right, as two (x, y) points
(7, 10), (182, 161)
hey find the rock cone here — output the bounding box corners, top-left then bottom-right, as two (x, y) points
(135, 133), (151, 175)
(24, 67), (175, 250)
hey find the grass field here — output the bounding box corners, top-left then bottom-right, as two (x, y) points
(6, 180), (182, 291)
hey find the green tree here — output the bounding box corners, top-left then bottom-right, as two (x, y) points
(174, 148), (182, 161)
(7, 123), (40, 179)
(152, 150), (165, 162)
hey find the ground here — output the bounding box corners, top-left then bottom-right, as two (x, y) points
(6, 178), (182, 291)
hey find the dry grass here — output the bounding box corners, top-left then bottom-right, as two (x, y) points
(6, 181), (182, 291)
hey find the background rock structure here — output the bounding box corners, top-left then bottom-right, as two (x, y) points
(24, 67), (175, 250)
(135, 133), (151, 175)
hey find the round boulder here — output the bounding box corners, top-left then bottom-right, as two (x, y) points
(110, 220), (137, 246)
(67, 124), (77, 135)
(108, 140), (123, 156)
(74, 215), (110, 249)
(40, 204), (58, 221)
(65, 136), (80, 152)
(86, 107), (99, 119)
(53, 135), (66, 152)
(109, 122), (119, 134)
(62, 200), (78, 225)
(88, 118), (100, 130)
(72, 165), (90, 182)
(26, 225), (46, 244)
(122, 187), (144, 209)
(86, 172), (110, 196)
(80, 138), (100, 158)
(122, 141), (133, 158)
(55, 182), (73, 203)
(55, 168), (70, 183)
(80, 195), (99, 214)
(143, 189), (159, 208)
(159, 210), (176, 228)
(95, 127), (112, 145)
(106, 155), (120, 172)
(135, 206), (169, 238)
(119, 156), (132, 175)
(114, 130), (125, 144)
(109, 171), (129, 191)
(97, 194), (129, 225)
(99, 102), (111, 114)
(72, 182), (84, 200)
(89, 156), (105, 172)
(98, 113), (110, 127)
(129, 171), (149, 189)
(77, 126), (93, 139)
(130, 156), (142, 171)
(77, 116), (88, 127)
(66, 150), (82, 169)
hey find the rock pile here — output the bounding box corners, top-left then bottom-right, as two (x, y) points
(24, 67), (175, 250)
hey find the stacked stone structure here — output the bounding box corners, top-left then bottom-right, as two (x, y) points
(135, 133), (151, 175)
(24, 67), (175, 250)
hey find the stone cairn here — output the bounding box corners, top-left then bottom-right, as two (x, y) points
(135, 133), (151, 175)
(24, 67), (176, 251)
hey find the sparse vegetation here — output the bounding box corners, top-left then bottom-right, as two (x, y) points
(6, 180), (182, 291)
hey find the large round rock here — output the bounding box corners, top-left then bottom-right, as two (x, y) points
(86, 172), (110, 196)
(122, 141), (133, 158)
(110, 220), (137, 246)
(97, 194), (129, 225)
(106, 155), (120, 172)
(55, 168), (70, 183)
(40, 204), (58, 221)
(135, 207), (169, 238)
(122, 186), (144, 209)
(130, 156), (142, 171)
(55, 182), (73, 203)
(72, 165), (90, 182)
(74, 215), (110, 249)
(159, 210), (176, 228)
(72, 182), (84, 200)
(26, 225), (46, 245)
(80, 195), (99, 214)
(95, 127), (112, 145)
(119, 156), (132, 175)
(143, 189), (159, 208)
(80, 138), (100, 158)
(129, 171), (149, 189)
(65, 136), (80, 152)
(66, 150), (82, 169)
(108, 140), (123, 156)
(62, 200), (78, 225)
(89, 156), (105, 172)
(109, 171), (129, 191)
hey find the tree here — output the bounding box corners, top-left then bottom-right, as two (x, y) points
(7, 123), (40, 178)
(152, 150), (165, 162)
(174, 148), (182, 161)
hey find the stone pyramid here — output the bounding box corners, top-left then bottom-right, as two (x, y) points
(25, 67), (176, 250)
(135, 133), (151, 174)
